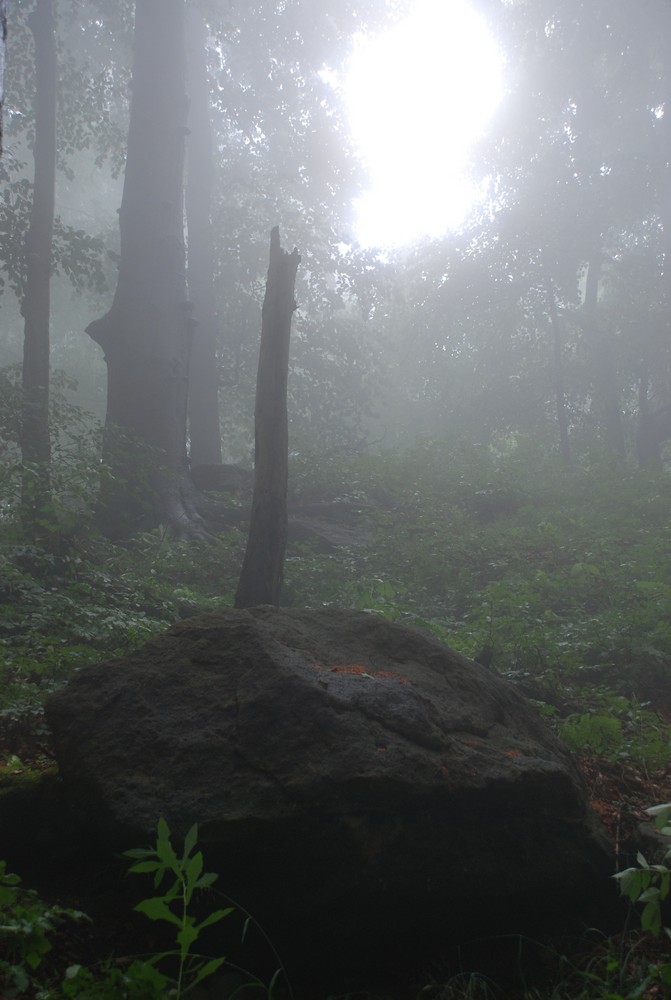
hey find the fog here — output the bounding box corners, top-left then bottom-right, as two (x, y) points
(346, 0), (505, 246)
(3, 0), (669, 478)
(2, 3), (671, 996)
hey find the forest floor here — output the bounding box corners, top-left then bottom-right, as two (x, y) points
(2, 448), (671, 996)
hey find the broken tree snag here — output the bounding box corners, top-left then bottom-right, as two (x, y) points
(235, 227), (300, 609)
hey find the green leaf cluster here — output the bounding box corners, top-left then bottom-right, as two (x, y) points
(615, 850), (671, 938)
(0, 860), (88, 997)
(607, 804), (671, 996)
(123, 817), (233, 998)
(614, 804), (671, 938)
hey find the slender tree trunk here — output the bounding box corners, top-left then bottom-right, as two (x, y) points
(21, 0), (56, 514)
(235, 227), (300, 609)
(0, 0), (7, 156)
(87, 0), (205, 539)
(545, 278), (571, 465)
(185, 8), (222, 467)
(658, 104), (671, 320)
(636, 367), (661, 469)
(583, 255), (625, 458)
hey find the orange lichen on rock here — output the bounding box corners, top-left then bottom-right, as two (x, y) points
(329, 663), (370, 675)
(373, 669), (410, 685)
(308, 662), (411, 684)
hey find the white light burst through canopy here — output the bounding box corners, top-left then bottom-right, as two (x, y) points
(346, 0), (504, 247)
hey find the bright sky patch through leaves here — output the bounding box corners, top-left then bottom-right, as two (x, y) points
(346, 0), (505, 248)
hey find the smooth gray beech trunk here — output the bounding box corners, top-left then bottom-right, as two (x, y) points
(185, 9), (222, 467)
(87, 0), (206, 539)
(22, 0), (56, 512)
(235, 227), (300, 609)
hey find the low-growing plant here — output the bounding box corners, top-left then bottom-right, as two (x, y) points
(610, 803), (671, 997)
(560, 713), (624, 758)
(122, 816), (233, 998)
(58, 960), (170, 999)
(0, 859), (88, 997)
(614, 803), (671, 938)
(0, 819), (287, 999)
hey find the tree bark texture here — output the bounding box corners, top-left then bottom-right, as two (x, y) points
(87, 0), (203, 538)
(583, 255), (626, 458)
(21, 0), (56, 493)
(235, 227), (300, 609)
(185, 9), (222, 467)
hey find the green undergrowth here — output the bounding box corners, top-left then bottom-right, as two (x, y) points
(0, 485), (244, 747)
(286, 439), (671, 768)
(2, 431), (671, 771)
(0, 754), (57, 794)
(2, 417), (671, 997)
(0, 523), (243, 744)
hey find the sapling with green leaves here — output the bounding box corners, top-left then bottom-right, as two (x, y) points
(614, 803), (671, 938)
(123, 816), (233, 998)
(0, 859), (88, 996)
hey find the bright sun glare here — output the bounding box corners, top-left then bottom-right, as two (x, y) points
(345, 0), (505, 248)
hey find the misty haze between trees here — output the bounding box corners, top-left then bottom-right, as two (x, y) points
(2, 1), (671, 997)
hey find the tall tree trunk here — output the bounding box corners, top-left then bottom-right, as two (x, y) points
(545, 278), (571, 465)
(235, 227), (300, 609)
(658, 103), (671, 322)
(636, 366), (662, 469)
(87, 0), (205, 539)
(21, 0), (56, 515)
(185, 8), (222, 467)
(583, 255), (626, 458)
(0, 0), (7, 156)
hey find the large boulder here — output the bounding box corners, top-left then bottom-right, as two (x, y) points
(46, 607), (611, 979)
